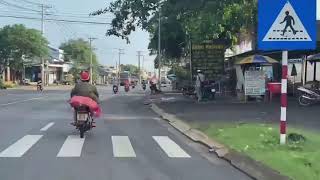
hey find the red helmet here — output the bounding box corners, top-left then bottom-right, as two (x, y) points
(80, 71), (90, 81)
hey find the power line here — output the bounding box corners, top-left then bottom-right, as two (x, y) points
(11, 0), (40, 9)
(0, 0), (41, 12)
(18, 0), (43, 6)
(0, 14), (111, 25)
(0, 8), (113, 20)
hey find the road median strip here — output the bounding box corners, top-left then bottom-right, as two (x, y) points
(150, 103), (290, 180)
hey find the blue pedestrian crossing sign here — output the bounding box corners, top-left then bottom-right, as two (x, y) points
(258, 0), (316, 50)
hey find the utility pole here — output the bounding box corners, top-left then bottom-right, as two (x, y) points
(137, 51), (143, 84)
(116, 48), (124, 83)
(158, 7), (162, 90)
(40, 4), (51, 86)
(89, 37), (97, 84)
(142, 55), (145, 72)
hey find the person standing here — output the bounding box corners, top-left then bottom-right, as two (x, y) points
(195, 70), (205, 102)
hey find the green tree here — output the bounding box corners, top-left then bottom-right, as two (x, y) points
(92, 0), (257, 62)
(60, 39), (99, 81)
(120, 64), (139, 75)
(0, 24), (49, 76)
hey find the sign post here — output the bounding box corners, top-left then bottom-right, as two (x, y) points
(258, 0), (316, 144)
(280, 51), (288, 144)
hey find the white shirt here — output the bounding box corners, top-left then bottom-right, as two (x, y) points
(196, 73), (205, 87)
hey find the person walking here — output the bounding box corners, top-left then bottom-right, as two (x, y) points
(195, 70), (205, 102)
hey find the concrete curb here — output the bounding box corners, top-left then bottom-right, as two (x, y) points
(150, 103), (291, 180)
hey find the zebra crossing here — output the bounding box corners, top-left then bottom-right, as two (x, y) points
(0, 134), (191, 159)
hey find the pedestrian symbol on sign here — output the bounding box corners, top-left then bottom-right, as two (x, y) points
(263, 1), (312, 42)
(280, 11), (297, 36)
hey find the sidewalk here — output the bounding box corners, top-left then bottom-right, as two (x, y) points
(152, 93), (320, 131)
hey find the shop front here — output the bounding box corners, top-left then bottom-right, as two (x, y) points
(234, 55), (279, 101)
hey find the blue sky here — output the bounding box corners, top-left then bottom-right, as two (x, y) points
(0, 0), (155, 71)
(0, 0), (319, 72)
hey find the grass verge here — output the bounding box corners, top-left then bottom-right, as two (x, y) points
(192, 123), (320, 180)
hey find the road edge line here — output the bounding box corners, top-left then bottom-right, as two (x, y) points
(150, 103), (291, 180)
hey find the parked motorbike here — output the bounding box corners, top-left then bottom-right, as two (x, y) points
(182, 86), (195, 96)
(142, 84), (146, 91)
(202, 83), (216, 100)
(74, 106), (95, 138)
(113, 85), (119, 94)
(297, 86), (320, 106)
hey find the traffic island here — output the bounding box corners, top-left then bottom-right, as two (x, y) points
(150, 103), (320, 180)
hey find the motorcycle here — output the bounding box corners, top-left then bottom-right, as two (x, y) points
(142, 84), (146, 91)
(202, 83), (216, 100)
(124, 84), (130, 92)
(297, 86), (320, 106)
(113, 85), (119, 94)
(74, 106), (95, 138)
(182, 86), (195, 96)
(37, 81), (43, 92)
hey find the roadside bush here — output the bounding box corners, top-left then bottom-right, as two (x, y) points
(0, 79), (4, 89)
(3, 81), (16, 88)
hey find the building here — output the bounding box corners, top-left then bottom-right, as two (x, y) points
(24, 45), (66, 85)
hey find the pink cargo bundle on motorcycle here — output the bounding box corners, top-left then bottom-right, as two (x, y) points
(69, 96), (102, 118)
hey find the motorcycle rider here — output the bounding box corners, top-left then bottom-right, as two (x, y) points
(142, 80), (146, 90)
(70, 71), (99, 125)
(195, 70), (205, 102)
(37, 78), (43, 91)
(70, 70), (99, 103)
(112, 77), (119, 94)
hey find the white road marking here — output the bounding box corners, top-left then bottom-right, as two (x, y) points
(0, 135), (43, 157)
(0, 97), (44, 107)
(40, 122), (55, 131)
(112, 136), (136, 157)
(153, 136), (191, 158)
(57, 135), (85, 157)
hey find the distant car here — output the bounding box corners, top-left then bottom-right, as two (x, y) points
(120, 72), (131, 86)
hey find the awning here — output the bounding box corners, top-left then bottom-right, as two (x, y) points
(236, 55), (279, 65)
(307, 53), (320, 61)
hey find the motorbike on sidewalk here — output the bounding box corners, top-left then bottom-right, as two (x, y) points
(297, 86), (320, 106)
(74, 106), (95, 138)
(142, 84), (146, 91)
(113, 85), (119, 94)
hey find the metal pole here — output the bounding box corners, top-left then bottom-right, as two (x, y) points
(41, 4), (45, 85)
(137, 51), (142, 84)
(158, 7), (161, 90)
(190, 39), (193, 84)
(117, 48), (124, 84)
(88, 38), (97, 84)
(118, 49), (121, 81)
(280, 50), (288, 145)
(90, 39), (93, 84)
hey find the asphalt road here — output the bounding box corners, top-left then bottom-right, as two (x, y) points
(0, 86), (250, 180)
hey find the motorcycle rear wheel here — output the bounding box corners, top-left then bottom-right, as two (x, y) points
(79, 125), (85, 138)
(298, 95), (312, 106)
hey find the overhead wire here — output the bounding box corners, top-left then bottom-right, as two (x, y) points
(0, 14), (111, 25)
(0, 0), (41, 12)
(18, 0), (43, 6)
